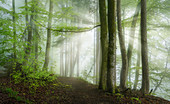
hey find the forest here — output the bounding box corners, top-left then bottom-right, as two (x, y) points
(0, 0), (170, 103)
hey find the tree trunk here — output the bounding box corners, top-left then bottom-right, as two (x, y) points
(23, 0), (33, 67)
(93, 19), (96, 84)
(133, 30), (141, 90)
(12, 0), (16, 60)
(96, 28), (100, 84)
(77, 39), (80, 77)
(65, 39), (68, 77)
(96, 3), (100, 84)
(98, 0), (108, 90)
(117, 0), (128, 90)
(23, 0), (28, 66)
(71, 42), (76, 77)
(107, 0), (116, 93)
(43, 0), (53, 71)
(141, 0), (149, 94)
(70, 42), (73, 77)
(34, 0), (39, 71)
(60, 46), (64, 76)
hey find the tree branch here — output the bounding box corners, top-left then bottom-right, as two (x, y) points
(32, 18), (100, 33)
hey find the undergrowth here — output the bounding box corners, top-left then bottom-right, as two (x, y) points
(10, 70), (57, 93)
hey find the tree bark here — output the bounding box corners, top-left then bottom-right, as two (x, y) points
(107, 0), (116, 93)
(117, 0), (128, 90)
(141, 0), (149, 94)
(98, 0), (108, 90)
(43, 0), (53, 71)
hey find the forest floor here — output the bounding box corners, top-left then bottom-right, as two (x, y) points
(0, 76), (170, 104)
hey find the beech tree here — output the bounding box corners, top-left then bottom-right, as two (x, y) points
(98, 0), (108, 90)
(34, 0), (39, 70)
(107, 0), (116, 92)
(43, 0), (53, 70)
(141, 0), (150, 94)
(117, 0), (128, 89)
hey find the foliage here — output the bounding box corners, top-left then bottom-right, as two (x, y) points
(115, 93), (124, 101)
(131, 97), (141, 103)
(10, 70), (57, 93)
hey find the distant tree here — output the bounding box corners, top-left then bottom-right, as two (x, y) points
(12, 0), (16, 60)
(65, 39), (68, 77)
(133, 30), (141, 90)
(141, 0), (149, 94)
(43, 0), (53, 71)
(77, 38), (80, 77)
(60, 45), (64, 76)
(69, 41), (73, 77)
(98, 0), (108, 90)
(23, 0), (33, 67)
(34, 0), (39, 71)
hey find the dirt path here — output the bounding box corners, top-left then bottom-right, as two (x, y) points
(58, 77), (116, 104)
(0, 77), (170, 104)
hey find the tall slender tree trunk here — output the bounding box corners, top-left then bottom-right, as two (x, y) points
(98, 0), (108, 90)
(60, 46), (63, 76)
(77, 38), (80, 77)
(117, 0), (128, 89)
(43, 0), (53, 71)
(23, 0), (28, 67)
(70, 42), (73, 77)
(34, 0), (39, 71)
(141, 0), (149, 94)
(65, 39), (68, 77)
(23, 0), (28, 66)
(12, 0), (16, 60)
(23, 0), (33, 67)
(96, 3), (100, 84)
(71, 42), (75, 77)
(96, 29), (100, 84)
(93, 17), (96, 84)
(107, 0), (116, 93)
(133, 30), (141, 90)
(127, 2), (141, 87)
